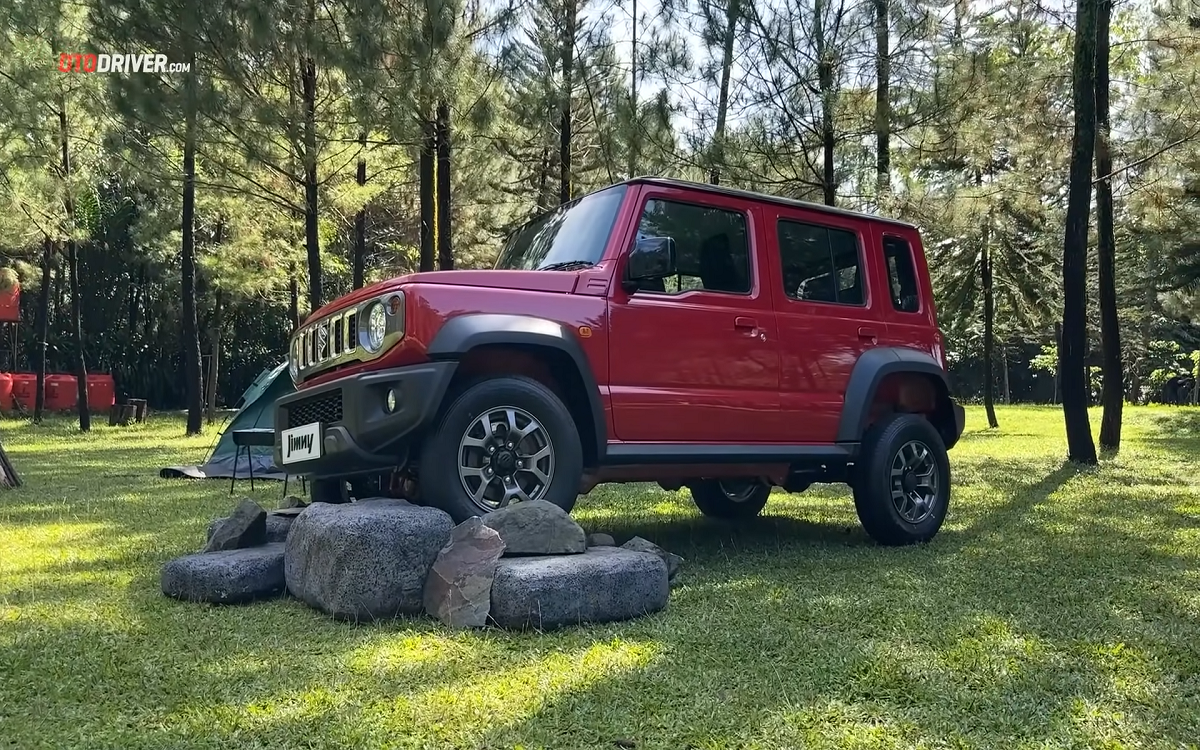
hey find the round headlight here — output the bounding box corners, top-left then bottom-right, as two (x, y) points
(288, 340), (300, 380)
(365, 302), (387, 351)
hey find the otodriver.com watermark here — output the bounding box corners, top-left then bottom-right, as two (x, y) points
(58, 54), (191, 74)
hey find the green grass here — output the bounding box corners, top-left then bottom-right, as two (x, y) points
(2, 406), (1200, 749)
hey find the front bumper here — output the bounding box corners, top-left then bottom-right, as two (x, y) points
(273, 361), (457, 478)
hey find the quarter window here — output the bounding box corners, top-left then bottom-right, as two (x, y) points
(632, 199), (751, 295)
(883, 236), (921, 312)
(777, 220), (865, 305)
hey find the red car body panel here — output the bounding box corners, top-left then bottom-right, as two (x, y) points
(286, 177), (959, 487)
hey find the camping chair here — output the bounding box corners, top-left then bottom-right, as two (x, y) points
(230, 428), (306, 497)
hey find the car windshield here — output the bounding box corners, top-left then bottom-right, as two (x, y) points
(493, 185), (628, 270)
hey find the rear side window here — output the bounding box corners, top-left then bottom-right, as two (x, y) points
(883, 236), (921, 313)
(777, 220), (864, 305)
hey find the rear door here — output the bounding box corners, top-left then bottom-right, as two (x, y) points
(767, 206), (883, 443)
(873, 226), (944, 363)
(607, 186), (781, 443)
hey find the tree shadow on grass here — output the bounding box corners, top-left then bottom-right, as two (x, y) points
(5, 419), (1200, 748)
(1142, 410), (1200, 460)
(469, 459), (1200, 750)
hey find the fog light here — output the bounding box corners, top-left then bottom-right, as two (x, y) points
(385, 388), (397, 413)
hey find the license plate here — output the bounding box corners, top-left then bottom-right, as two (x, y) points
(281, 422), (322, 464)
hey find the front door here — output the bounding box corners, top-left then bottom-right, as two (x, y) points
(607, 188), (780, 443)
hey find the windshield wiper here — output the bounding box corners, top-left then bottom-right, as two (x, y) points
(537, 260), (595, 272)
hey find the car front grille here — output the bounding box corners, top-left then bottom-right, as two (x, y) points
(286, 390), (343, 428)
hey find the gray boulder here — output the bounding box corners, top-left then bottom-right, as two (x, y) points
(586, 532), (616, 547)
(280, 496), (309, 510)
(423, 517), (506, 628)
(161, 544), (286, 604)
(621, 536), (683, 582)
(482, 499), (586, 555)
(204, 498), (266, 552)
(285, 499), (454, 621)
(489, 546), (669, 630)
(207, 512), (292, 545)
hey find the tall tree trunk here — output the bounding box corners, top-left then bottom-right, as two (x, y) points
(815, 0), (836, 206)
(1060, 0), (1100, 465)
(1053, 322), (1062, 405)
(982, 215), (999, 428)
(289, 267), (300, 333)
(710, 0), (740, 186)
(33, 237), (52, 423)
(58, 98), (90, 432)
(66, 241), (89, 432)
(353, 131), (367, 290)
(1002, 344), (1011, 404)
(1095, 0), (1122, 451)
(181, 69), (203, 436)
(559, 4), (576, 205)
(537, 147), (552, 210)
(436, 100), (454, 270)
(1132, 243), (1157, 403)
(629, 0), (639, 178)
(301, 8), (322, 312)
(128, 263), (144, 334)
(953, 0), (967, 47)
(205, 288), (223, 425)
(419, 117), (436, 272)
(53, 262), (62, 328)
(874, 0), (890, 197)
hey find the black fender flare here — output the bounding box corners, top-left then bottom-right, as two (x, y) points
(426, 313), (607, 464)
(835, 347), (954, 444)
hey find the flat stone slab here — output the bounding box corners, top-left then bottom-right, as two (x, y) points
(482, 499), (586, 555)
(161, 544), (286, 604)
(285, 499), (454, 621)
(489, 546), (669, 631)
(207, 513), (292, 545)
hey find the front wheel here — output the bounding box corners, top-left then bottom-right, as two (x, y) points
(688, 478), (771, 519)
(851, 413), (950, 546)
(418, 375), (584, 523)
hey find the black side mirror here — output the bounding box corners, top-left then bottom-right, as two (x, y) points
(627, 236), (677, 281)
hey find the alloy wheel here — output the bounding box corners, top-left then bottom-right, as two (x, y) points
(889, 439), (940, 524)
(457, 406), (555, 512)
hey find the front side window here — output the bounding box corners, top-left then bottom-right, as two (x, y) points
(778, 220), (865, 306)
(883, 235), (921, 312)
(632, 198), (751, 295)
(494, 185), (628, 270)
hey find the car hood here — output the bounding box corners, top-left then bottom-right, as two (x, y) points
(304, 270), (579, 324)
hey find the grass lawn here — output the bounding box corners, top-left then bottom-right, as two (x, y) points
(2, 405), (1200, 749)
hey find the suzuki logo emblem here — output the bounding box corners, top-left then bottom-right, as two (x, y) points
(316, 325), (328, 357)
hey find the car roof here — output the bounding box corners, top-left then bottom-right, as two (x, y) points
(624, 176), (918, 230)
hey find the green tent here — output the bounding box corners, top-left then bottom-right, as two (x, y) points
(159, 361), (294, 480)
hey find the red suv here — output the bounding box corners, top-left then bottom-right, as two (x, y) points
(275, 177), (965, 545)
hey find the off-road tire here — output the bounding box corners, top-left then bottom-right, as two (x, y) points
(418, 375), (584, 523)
(852, 413), (951, 546)
(688, 478), (771, 519)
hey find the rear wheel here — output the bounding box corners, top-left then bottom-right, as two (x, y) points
(852, 413), (950, 546)
(419, 375), (583, 523)
(688, 478), (771, 519)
